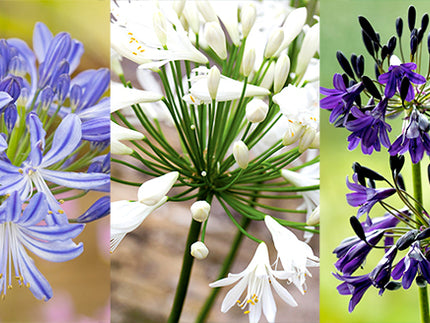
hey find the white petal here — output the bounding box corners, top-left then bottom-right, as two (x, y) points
(270, 275), (298, 307)
(138, 172), (179, 205)
(111, 81), (163, 112)
(261, 281), (277, 323)
(220, 276), (249, 313)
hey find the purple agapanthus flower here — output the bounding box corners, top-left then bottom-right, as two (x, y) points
(346, 98), (392, 154)
(333, 273), (373, 312)
(0, 112), (109, 224)
(378, 62), (426, 101)
(0, 191), (84, 301)
(389, 109), (430, 164)
(392, 242), (430, 289)
(346, 173), (396, 225)
(320, 73), (364, 124)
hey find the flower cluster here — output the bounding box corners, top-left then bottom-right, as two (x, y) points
(0, 23), (110, 301)
(110, 0), (319, 321)
(321, 6), (430, 164)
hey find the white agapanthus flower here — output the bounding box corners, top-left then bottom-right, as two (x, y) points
(264, 216), (319, 295)
(110, 197), (167, 252)
(209, 242), (297, 323)
(111, 121), (145, 155)
(183, 67), (270, 104)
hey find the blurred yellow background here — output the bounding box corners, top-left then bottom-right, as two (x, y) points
(321, 1), (430, 322)
(0, 1), (110, 322)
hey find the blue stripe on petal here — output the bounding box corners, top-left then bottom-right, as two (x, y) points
(20, 192), (47, 225)
(41, 114), (81, 167)
(32, 22), (53, 63)
(0, 91), (13, 110)
(27, 112), (46, 166)
(39, 168), (110, 191)
(22, 223), (84, 241)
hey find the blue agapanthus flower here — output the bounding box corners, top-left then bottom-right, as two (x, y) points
(0, 22), (110, 301)
(0, 191), (84, 301)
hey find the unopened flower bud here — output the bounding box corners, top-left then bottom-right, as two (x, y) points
(242, 48), (255, 77)
(298, 127), (316, 153)
(241, 4), (256, 38)
(153, 10), (168, 47)
(283, 122), (304, 146)
(309, 131), (320, 149)
(277, 7), (307, 55)
(295, 23), (319, 79)
(196, 0), (218, 22)
(264, 29), (284, 58)
(173, 0), (186, 17)
(183, 2), (200, 34)
(191, 200), (211, 222)
(307, 205), (319, 226)
(191, 241), (209, 259)
(274, 53), (290, 93)
(111, 50), (124, 76)
(260, 63), (275, 89)
(208, 65), (220, 99)
(138, 171), (179, 206)
(246, 98), (268, 123)
(205, 22), (227, 59)
(233, 140), (249, 169)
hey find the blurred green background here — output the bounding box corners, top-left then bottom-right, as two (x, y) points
(321, 0), (430, 322)
(0, 1), (110, 322)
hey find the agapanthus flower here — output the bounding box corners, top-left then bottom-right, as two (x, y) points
(378, 62), (426, 100)
(209, 242), (297, 323)
(320, 73), (364, 125)
(346, 98), (392, 154)
(392, 242), (430, 289)
(0, 191), (84, 300)
(333, 273), (373, 312)
(0, 112), (109, 224)
(389, 109), (430, 164)
(346, 173), (396, 224)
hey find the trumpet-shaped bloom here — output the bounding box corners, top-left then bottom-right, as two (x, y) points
(209, 242), (297, 323)
(0, 191), (84, 300)
(0, 113), (110, 224)
(110, 197), (167, 252)
(334, 273), (373, 312)
(264, 216), (319, 294)
(183, 67), (270, 104)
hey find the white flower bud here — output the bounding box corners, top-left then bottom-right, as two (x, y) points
(264, 29), (284, 59)
(241, 48), (255, 77)
(153, 10), (168, 47)
(307, 205), (319, 226)
(275, 7), (307, 56)
(183, 2), (201, 35)
(173, 0), (186, 17)
(233, 140), (249, 169)
(191, 241), (209, 259)
(310, 131), (320, 149)
(274, 53), (290, 93)
(240, 4), (256, 38)
(207, 65), (220, 100)
(138, 172), (179, 206)
(196, 0), (218, 22)
(111, 49), (123, 76)
(298, 127), (316, 153)
(191, 200), (211, 222)
(204, 22), (227, 59)
(260, 63), (275, 89)
(295, 23), (319, 79)
(282, 121), (304, 146)
(246, 98), (268, 123)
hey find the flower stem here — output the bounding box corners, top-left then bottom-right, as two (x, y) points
(167, 218), (203, 323)
(412, 162), (430, 323)
(195, 216), (251, 323)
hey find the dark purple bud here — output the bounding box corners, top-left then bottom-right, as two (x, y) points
(418, 28), (425, 44)
(356, 55), (365, 78)
(428, 32), (430, 54)
(353, 161), (386, 181)
(342, 73), (349, 87)
(359, 16), (379, 43)
(4, 103), (17, 133)
(422, 14), (429, 33)
(416, 276), (427, 288)
(381, 45), (389, 60)
(400, 76), (411, 103)
(0, 76), (22, 102)
(410, 35), (418, 55)
(396, 230), (418, 250)
(374, 62), (381, 79)
(350, 216), (367, 242)
(428, 163), (430, 185)
(396, 17), (403, 38)
(337, 51), (355, 79)
(387, 36), (397, 54)
(390, 154), (405, 175)
(385, 281), (402, 290)
(362, 75), (381, 100)
(396, 174), (406, 191)
(408, 5), (417, 31)
(362, 30), (375, 57)
(416, 227), (430, 240)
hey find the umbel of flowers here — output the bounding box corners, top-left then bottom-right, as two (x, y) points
(321, 5), (430, 321)
(0, 23), (110, 301)
(110, 0), (319, 322)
